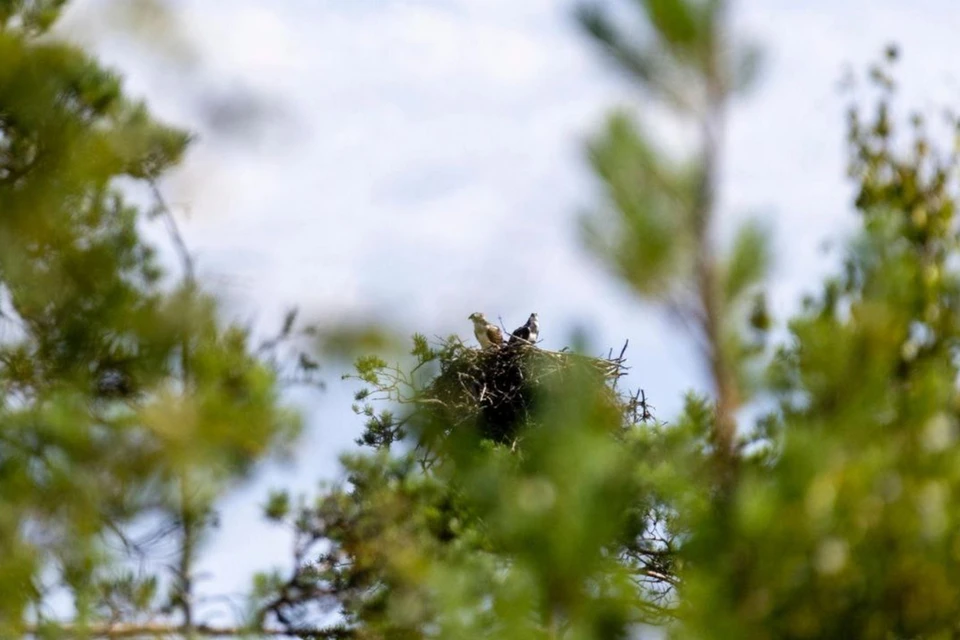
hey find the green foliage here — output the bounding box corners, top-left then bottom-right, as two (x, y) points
(262, 352), (679, 637)
(722, 220), (770, 305)
(94, 572), (159, 622)
(264, 489), (292, 522)
(254, 6), (960, 640)
(643, 0), (704, 52)
(676, 50), (960, 639)
(9, 0), (960, 639)
(582, 111), (696, 296)
(0, 4), (297, 634)
(0, 0), (68, 35)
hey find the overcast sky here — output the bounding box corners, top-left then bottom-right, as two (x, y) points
(60, 0), (960, 625)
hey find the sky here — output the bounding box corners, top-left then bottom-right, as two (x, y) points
(59, 0), (960, 627)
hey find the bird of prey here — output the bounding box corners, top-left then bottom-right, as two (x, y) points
(468, 312), (503, 349)
(508, 313), (539, 346)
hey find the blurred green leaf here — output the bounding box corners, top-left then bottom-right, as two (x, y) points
(314, 322), (398, 360)
(263, 490), (291, 522)
(723, 218), (771, 305)
(583, 111), (694, 296)
(0, 4), (301, 632)
(643, 0), (702, 52)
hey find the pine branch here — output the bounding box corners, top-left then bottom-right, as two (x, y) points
(686, 0), (741, 495)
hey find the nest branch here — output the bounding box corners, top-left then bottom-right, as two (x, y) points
(412, 340), (634, 444)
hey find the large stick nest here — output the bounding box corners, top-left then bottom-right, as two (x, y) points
(416, 341), (629, 445)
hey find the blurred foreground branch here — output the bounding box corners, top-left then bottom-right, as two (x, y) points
(25, 622), (346, 638)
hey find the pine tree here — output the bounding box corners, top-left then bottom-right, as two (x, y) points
(0, 2), (299, 635)
(254, 3), (960, 639)
(7, 1), (960, 639)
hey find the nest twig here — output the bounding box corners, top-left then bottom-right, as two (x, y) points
(416, 341), (631, 444)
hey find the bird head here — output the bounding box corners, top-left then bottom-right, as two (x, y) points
(468, 312), (485, 323)
(529, 313), (538, 323)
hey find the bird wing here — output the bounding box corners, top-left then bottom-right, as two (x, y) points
(509, 325), (529, 344)
(486, 324), (503, 345)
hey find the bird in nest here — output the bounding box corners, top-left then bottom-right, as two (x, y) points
(468, 312), (503, 349)
(508, 313), (539, 346)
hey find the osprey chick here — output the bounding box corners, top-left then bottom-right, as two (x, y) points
(508, 313), (539, 346)
(468, 312), (503, 349)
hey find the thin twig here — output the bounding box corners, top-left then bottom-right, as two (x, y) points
(149, 179), (195, 286)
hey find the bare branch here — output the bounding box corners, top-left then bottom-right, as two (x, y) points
(148, 179), (195, 286)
